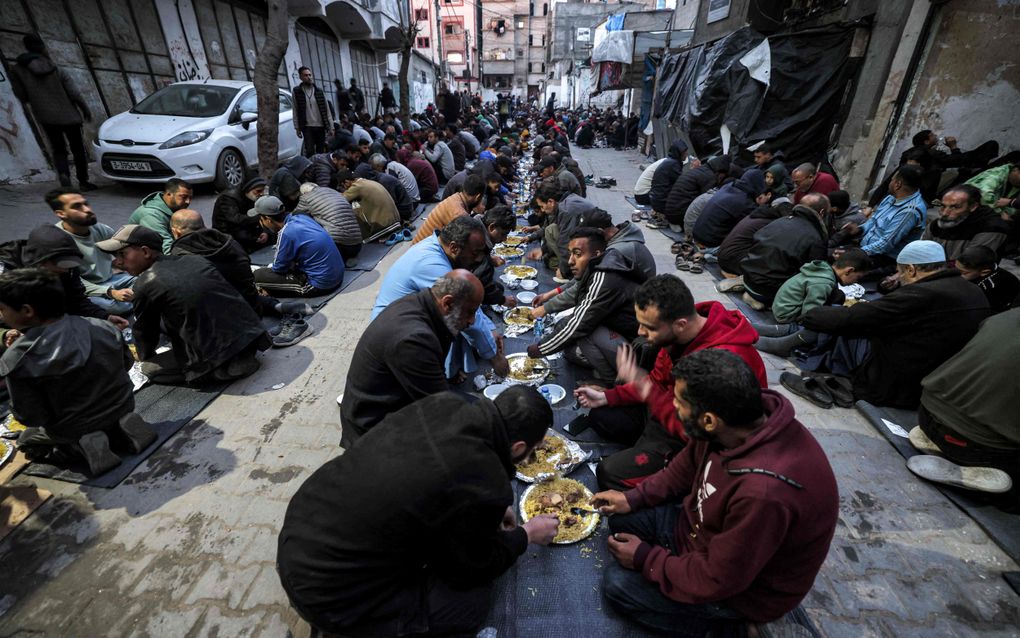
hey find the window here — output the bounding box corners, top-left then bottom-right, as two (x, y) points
(236, 90), (257, 114)
(414, 8), (428, 20)
(529, 2), (534, 16)
(517, 48), (524, 57)
(543, 3), (548, 15)
(528, 34), (533, 46)
(448, 52), (464, 63)
(416, 36), (431, 48)
(279, 92), (293, 112)
(445, 23), (457, 35)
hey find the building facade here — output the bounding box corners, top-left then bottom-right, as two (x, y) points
(0, 0), (413, 183)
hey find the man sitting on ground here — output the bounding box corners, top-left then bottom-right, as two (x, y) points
(593, 350), (838, 635)
(281, 386), (560, 637)
(956, 245), (1019, 313)
(692, 169), (766, 250)
(296, 183), (364, 261)
(790, 163), (839, 205)
(576, 275), (766, 490)
(338, 170), (402, 242)
(529, 182), (596, 281)
(413, 175), (486, 243)
(98, 225), (269, 385)
(648, 140), (689, 225)
(400, 148), (439, 202)
(340, 270), (484, 446)
(169, 209), (261, 311)
(212, 177), (270, 253)
(909, 309), (1019, 498)
(527, 228), (642, 383)
(373, 216), (508, 380)
(0, 269), (156, 476)
(48, 188), (134, 314)
(424, 129), (456, 182)
(838, 165), (926, 266)
(368, 154), (414, 223)
(633, 157), (667, 206)
(664, 156), (731, 231)
(796, 240), (989, 408)
(921, 184), (1009, 260)
(738, 193), (832, 311)
(249, 196), (345, 300)
(129, 177), (193, 253)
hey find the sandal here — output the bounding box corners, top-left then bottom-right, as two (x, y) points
(689, 262), (704, 274)
(675, 256), (691, 271)
(780, 372), (834, 409)
(400, 228), (414, 242)
(384, 232), (402, 245)
(671, 242), (683, 255)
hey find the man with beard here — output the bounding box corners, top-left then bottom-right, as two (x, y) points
(128, 178), (193, 253)
(373, 216), (508, 381)
(575, 275), (766, 490)
(212, 177), (271, 253)
(340, 270), (485, 445)
(292, 67), (334, 156)
(921, 184), (1009, 260)
(48, 188), (134, 314)
(592, 350), (838, 636)
(281, 385), (560, 636)
(413, 175), (487, 243)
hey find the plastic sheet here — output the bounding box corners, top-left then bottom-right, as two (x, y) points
(655, 25), (859, 165)
(591, 30), (634, 64)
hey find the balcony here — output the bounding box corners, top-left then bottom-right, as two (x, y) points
(320, 0), (403, 49)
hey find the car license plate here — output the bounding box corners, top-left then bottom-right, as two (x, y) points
(110, 160), (151, 171)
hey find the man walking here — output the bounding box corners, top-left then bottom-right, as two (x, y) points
(292, 67), (334, 157)
(9, 34), (97, 190)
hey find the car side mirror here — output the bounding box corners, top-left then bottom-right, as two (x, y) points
(240, 111), (257, 130)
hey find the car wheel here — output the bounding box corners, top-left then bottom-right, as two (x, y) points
(214, 148), (246, 191)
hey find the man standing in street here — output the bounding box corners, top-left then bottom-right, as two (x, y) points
(380, 82), (397, 114)
(9, 34), (97, 191)
(292, 67), (334, 157)
(348, 78), (365, 115)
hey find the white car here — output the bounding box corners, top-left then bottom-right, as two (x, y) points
(95, 80), (302, 190)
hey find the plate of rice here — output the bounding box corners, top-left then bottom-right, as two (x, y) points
(515, 429), (588, 482)
(520, 477), (600, 544)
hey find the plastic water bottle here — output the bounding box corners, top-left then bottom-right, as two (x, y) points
(534, 316), (544, 337)
(540, 386), (553, 404)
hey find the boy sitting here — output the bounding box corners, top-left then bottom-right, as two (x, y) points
(753, 248), (870, 357)
(0, 269), (155, 476)
(956, 246), (1019, 314)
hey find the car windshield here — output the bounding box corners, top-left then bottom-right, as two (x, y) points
(131, 84), (240, 117)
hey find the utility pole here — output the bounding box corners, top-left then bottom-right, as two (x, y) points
(434, 0), (444, 84)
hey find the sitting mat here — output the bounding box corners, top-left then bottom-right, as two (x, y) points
(653, 224), (685, 243)
(855, 400), (1020, 564)
(1004, 572), (1020, 598)
(624, 195), (650, 211)
(22, 382), (226, 488)
(345, 241), (402, 272)
(249, 245), (276, 266)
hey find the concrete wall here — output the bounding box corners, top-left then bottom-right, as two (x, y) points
(888, 0), (1019, 168)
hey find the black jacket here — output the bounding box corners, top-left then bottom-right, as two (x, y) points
(716, 202), (789, 276)
(537, 250), (642, 356)
(664, 164), (719, 225)
(447, 135), (467, 172)
(279, 392), (527, 629)
(802, 269), (989, 408)
(212, 189), (264, 252)
(292, 83), (330, 129)
(0, 240), (107, 320)
(375, 171), (414, 222)
(474, 238), (506, 306)
(133, 255), (268, 382)
(693, 169), (766, 248)
(922, 205), (1010, 261)
(169, 229), (259, 310)
(340, 290), (453, 445)
(649, 140), (688, 213)
(380, 86), (396, 109)
(740, 205), (828, 299)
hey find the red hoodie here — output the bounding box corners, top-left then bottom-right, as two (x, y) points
(625, 391), (839, 622)
(603, 301), (767, 441)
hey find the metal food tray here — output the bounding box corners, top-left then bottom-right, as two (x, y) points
(504, 353), (550, 386)
(515, 428), (589, 483)
(519, 478), (600, 545)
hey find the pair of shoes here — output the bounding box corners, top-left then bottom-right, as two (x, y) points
(906, 455), (1012, 493)
(671, 241), (684, 255)
(741, 292), (767, 311)
(779, 372), (854, 409)
(76, 431), (122, 476)
(384, 229), (413, 245)
(716, 276), (744, 293)
(675, 255), (690, 271)
(273, 314), (314, 347)
(688, 262), (704, 274)
(631, 211), (643, 222)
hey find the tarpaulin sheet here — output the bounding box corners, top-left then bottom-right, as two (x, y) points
(595, 62), (626, 92)
(591, 30), (634, 64)
(655, 25), (858, 166)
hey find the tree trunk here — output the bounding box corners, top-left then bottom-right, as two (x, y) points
(255, 0), (290, 180)
(398, 21), (421, 129)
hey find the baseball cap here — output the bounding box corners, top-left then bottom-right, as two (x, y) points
(580, 209), (614, 229)
(896, 240), (946, 265)
(22, 224), (84, 268)
(247, 195), (287, 218)
(95, 224), (164, 253)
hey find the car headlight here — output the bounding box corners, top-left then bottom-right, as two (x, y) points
(159, 130), (212, 150)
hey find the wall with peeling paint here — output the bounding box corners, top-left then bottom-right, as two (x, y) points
(890, 0), (1019, 165)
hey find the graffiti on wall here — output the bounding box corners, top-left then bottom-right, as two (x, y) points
(168, 37), (207, 82)
(0, 98), (19, 154)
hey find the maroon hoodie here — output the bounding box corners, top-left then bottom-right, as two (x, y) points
(625, 391), (839, 622)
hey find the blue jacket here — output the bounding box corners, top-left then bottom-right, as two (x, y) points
(372, 234), (497, 359)
(860, 191), (927, 259)
(271, 213), (345, 290)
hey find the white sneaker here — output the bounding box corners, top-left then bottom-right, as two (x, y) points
(906, 455), (1013, 494)
(716, 276), (744, 293)
(908, 426), (941, 455)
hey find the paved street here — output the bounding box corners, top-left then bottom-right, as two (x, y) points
(0, 147), (1018, 637)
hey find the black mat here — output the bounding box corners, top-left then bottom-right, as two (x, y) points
(1004, 572), (1020, 598)
(624, 195), (651, 211)
(855, 400), (1020, 564)
(21, 382), (226, 488)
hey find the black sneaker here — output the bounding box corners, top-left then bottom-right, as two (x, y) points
(269, 313), (302, 337)
(113, 412), (157, 454)
(273, 317), (313, 347)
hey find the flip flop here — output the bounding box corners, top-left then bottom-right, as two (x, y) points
(400, 228), (414, 241)
(780, 372), (834, 409)
(689, 263), (704, 274)
(384, 232), (402, 245)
